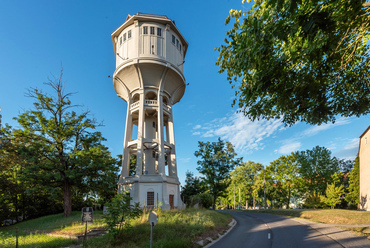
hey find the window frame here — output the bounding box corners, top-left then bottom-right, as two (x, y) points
(143, 26), (148, 35)
(147, 192), (154, 206)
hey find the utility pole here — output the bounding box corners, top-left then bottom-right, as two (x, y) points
(233, 184), (235, 210)
(239, 188), (241, 210)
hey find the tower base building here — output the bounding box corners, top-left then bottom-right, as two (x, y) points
(111, 13), (188, 210)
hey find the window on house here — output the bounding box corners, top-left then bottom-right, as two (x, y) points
(128, 30), (132, 38)
(120, 37), (122, 45)
(152, 151), (156, 158)
(143, 26), (148, 34)
(172, 35), (175, 44)
(150, 26), (155, 35)
(180, 44), (182, 52)
(123, 33), (126, 41)
(153, 121), (156, 128)
(157, 28), (162, 37)
(147, 192), (154, 206)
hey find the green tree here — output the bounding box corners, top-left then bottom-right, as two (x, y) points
(217, 0), (370, 126)
(12, 70), (118, 217)
(180, 171), (204, 206)
(195, 138), (242, 210)
(267, 152), (300, 208)
(346, 156), (360, 207)
(226, 161), (263, 209)
(320, 183), (345, 209)
(297, 146), (340, 199)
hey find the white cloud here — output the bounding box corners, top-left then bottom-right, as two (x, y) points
(301, 117), (351, 137)
(192, 131), (201, 136)
(344, 138), (359, 150)
(193, 111), (284, 154)
(193, 124), (201, 130)
(275, 141), (301, 154)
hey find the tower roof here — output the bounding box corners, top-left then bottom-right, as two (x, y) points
(111, 13), (188, 57)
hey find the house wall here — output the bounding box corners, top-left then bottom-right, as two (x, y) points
(360, 126), (370, 210)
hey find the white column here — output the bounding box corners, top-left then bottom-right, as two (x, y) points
(136, 92), (145, 175)
(168, 111), (177, 177)
(121, 102), (132, 177)
(157, 92), (165, 175)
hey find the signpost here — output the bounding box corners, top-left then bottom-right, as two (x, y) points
(82, 207), (93, 247)
(149, 211), (158, 248)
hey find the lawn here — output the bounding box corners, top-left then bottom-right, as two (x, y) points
(244, 209), (370, 225)
(0, 208), (231, 248)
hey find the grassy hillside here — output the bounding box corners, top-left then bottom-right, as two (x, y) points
(0, 208), (231, 248)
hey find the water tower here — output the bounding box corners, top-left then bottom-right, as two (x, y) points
(111, 13), (188, 210)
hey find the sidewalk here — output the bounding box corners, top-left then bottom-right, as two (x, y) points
(293, 218), (370, 248)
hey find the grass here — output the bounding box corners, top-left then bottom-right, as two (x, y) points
(0, 208), (232, 248)
(338, 226), (370, 237)
(88, 208), (232, 248)
(243, 209), (370, 225)
(0, 211), (106, 248)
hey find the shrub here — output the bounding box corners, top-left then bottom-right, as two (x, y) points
(190, 193), (213, 209)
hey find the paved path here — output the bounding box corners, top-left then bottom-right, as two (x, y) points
(210, 211), (370, 248)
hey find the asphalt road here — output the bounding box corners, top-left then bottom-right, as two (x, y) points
(210, 211), (343, 248)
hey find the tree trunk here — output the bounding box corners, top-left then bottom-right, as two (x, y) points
(63, 179), (72, 217)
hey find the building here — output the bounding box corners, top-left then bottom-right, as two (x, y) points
(359, 125), (370, 210)
(111, 13), (188, 210)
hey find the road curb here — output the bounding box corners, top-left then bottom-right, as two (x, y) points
(201, 218), (237, 248)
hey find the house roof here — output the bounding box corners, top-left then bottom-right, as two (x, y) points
(360, 125), (370, 138)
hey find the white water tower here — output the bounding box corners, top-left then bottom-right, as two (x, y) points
(111, 13), (188, 210)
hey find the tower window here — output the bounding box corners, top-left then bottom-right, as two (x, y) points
(176, 39), (179, 48)
(150, 26), (155, 35)
(157, 28), (162, 37)
(180, 44), (182, 52)
(123, 33), (126, 41)
(120, 37), (122, 45)
(152, 151), (156, 158)
(172, 35), (175, 44)
(143, 26), (148, 34)
(128, 30), (132, 38)
(153, 121), (156, 128)
(147, 192), (154, 206)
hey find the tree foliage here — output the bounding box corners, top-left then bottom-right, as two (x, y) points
(195, 138), (242, 210)
(9, 70), (119, 217)
(320, 183), (345, 209)
(267, 152), (300, 208)
(296, 146), (340, 197)
(217, 0), (370, 125)
(226, 161), (263, 208)
(346, 156), (360, 207)
(180, 171), (205, 206)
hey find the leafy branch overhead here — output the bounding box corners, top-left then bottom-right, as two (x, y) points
(217, 0), (370, 126)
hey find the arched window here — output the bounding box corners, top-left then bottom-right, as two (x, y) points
(145, 91), (157, 100)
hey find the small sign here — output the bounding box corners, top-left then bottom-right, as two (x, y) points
(82, 207), (93, 223)
(148, 211), (158, 226)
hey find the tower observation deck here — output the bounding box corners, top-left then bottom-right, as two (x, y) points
(111, 13), (188, 210)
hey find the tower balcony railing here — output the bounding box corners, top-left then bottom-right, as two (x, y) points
(145, 99), (158, 106)
(130, 100), (172, 112)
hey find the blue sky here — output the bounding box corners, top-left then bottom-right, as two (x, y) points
(1, 0), (369, 185)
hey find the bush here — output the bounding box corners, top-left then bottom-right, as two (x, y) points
(190, 193), (213, 209)
(103, 192), (142, 242)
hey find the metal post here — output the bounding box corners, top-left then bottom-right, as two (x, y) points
(150, 222), (153, 248)
(83, 221), (87, 247)
(16, 227), (18, 248)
